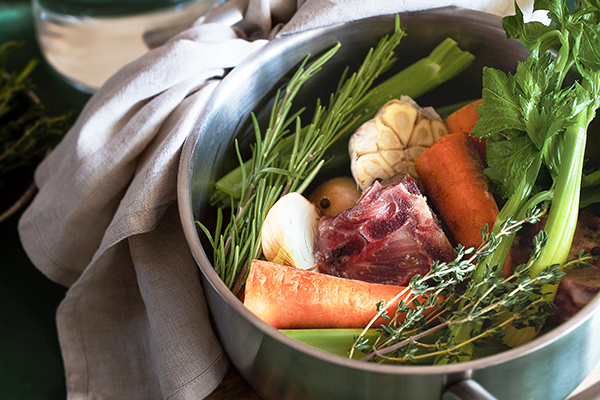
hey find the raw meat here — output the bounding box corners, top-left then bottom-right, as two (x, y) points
(511, 210), (600, 323)
(314, 173), (456, 286)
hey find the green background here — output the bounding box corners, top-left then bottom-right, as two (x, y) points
(0, 1), (89, 399)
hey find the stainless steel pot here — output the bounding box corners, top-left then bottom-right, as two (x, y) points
(178, 8), (600, 400)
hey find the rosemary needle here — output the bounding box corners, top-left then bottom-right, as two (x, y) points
(198, 17), (406, 294)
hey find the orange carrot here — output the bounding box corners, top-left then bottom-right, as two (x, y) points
(445, 99), (487, 165)
(415, 132), (512, 276)
(243, 260), (430, 329)
(445, 99), (482, 133)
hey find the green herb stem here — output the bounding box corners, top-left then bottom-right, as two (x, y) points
(443, 0), (600, 357)
(503, 107), (590, 347)
(533, 122), (587, 276)
(209, 37), (474, 206)
(202, 17), (413, 293)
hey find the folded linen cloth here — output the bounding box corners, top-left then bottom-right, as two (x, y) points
(19, 0), (536, 399)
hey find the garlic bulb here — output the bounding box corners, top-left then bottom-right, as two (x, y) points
(348, 96), (449, 190)
(261, 192), (321, 270)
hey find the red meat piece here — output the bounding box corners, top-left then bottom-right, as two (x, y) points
(314, 174), (456, 286)
(511, 210), (600, 324)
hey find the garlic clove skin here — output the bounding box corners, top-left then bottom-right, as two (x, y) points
(261, 192), (321, 271)
(349, 96), (449, 190)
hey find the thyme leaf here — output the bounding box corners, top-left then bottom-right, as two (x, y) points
(350, 208), (594, 364)
(200, 17), (406, 294)
(0, 41), (76, 222)
(0, 41), (74, 177)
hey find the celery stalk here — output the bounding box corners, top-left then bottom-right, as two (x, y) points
(281, 329), (380, 359)
(210, 37), (474, 206)
(437, 0), (600, 362)
(503, 109), (590, 347)
(351, 38), (474, 128)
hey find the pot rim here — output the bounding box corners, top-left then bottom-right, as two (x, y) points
(178, 7), (600, 377)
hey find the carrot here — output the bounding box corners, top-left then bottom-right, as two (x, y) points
(445, 98), (482, 133)
(445, 99), (487, 165)
(415, 132), (511, 276)
(243, 260), (429, 329)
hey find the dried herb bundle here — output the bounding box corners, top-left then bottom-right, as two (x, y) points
(0, 41), (75, 220)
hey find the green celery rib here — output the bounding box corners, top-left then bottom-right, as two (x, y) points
(503, 110), (589, 347)
(283, 327), (510, 364)
(472, 156), (543, 282)
(210, 38), (474, 205)
(281, 329), (380, 359)
(531, 124), (586, 276)
(580, 185), (600, 209)
(351, 38), (474, 127)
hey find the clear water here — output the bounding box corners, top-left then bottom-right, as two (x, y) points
(32, 0), (219, 93)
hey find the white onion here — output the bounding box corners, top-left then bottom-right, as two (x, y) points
(261, 192), (321, 270)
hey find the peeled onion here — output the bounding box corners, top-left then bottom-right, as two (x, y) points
(308, 176), (362, 217)
(261, 192), (321, 270)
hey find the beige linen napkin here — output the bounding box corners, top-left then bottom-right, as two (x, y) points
(19, 0), (537, 399)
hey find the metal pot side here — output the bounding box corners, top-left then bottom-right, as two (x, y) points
(178, 8), (600, 400)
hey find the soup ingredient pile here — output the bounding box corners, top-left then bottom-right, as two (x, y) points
(202, 0), (600, 365)
(199, 18), (475, 295)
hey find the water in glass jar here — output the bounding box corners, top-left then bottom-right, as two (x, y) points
(32, 0), (220, 93)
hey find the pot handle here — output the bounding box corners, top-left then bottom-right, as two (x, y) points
(568, 381), (600, 400)
(442, 379), (498, 400)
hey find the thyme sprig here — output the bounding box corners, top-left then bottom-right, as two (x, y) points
(0, 41), (75, 222)
(350, 207), (596, 364)
(198, 18), (406, 294)
(0, 41), (73, 176)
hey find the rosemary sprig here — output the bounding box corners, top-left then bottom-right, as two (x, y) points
(198, 17), (406, 294)
(350, 207), (596, 364)
(209, 37), (474, 207)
